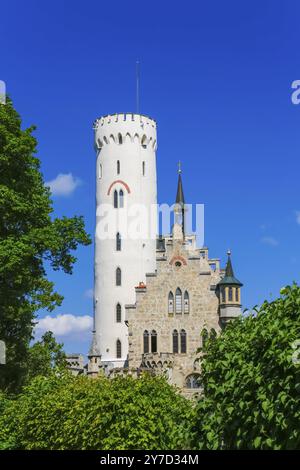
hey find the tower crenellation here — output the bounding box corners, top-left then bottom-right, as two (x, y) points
(94, 113), (157, 150)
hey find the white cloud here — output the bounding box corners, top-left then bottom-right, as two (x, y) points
(84, 288), (94, 299)
(261, 236), (279, 247)
(296, 211), (300, 225)
(35, 314), (93, 336)
(45, 173), (81, 196)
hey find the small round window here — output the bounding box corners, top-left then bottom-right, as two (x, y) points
(175, 261), (182, 267)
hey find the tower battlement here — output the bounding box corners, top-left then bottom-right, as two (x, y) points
(94, 113), (157, 150)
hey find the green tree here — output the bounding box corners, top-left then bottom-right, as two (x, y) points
(0, 373), (194, 450)
(24, 331), (66, 384)
(0, 98), (91, 392)
(191, 284), (300, 450)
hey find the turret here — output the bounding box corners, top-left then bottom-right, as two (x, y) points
(87, 330), (102, 377)
(93, 113), (158, 367)
(217, 250), (243, 326)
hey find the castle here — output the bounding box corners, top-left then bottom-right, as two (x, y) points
(67, 113), (243, 393)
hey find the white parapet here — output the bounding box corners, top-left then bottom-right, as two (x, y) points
(93, 113), (158, 367)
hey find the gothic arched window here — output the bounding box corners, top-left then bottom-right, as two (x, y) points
(117, 160), (120, 175)
(116, 232), (121, 251)
(116, 339), (122, 358)
(116, 267), (121, 286)
(185, 374), (201, 389)
(175, 288), (182, 314)
(172, 330), (179, 354)
(151, 330), (157, 353)
(180, 329), (187, 354)
(143, 330), (149, 354)
(116, 303), (121, 323)
(168, 291), (174, 314)
(113, 189), (118, 208)
(184, 291), (189, 313)
(119, 189), (124, 208)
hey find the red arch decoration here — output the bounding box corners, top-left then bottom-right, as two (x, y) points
(107, 180), (131, 195)
(169, 255), (187, 266)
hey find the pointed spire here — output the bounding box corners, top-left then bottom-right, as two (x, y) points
(88, 330), (101, 357)
(176, 161), (185, 206)
(218, 250), (243, 287)
(225, 249), (234, 277)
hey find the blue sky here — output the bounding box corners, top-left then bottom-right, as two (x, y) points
(1, 0), (300, 354)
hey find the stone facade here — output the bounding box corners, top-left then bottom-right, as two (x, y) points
(125, 231), (224, 393)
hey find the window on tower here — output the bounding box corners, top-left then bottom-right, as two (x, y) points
(143, 330), (149, 354)
(99, 163), (102, 179)
(235, 287), (239, 302)
(229, 287), (233, 301)
(221, 287), (226, 303)
(117, 160), (120, 175)
(116, 267), (121, 286)
(116, 303), (121, 323)
(172, 330), (179, 354)
(119, 189), (124, 208)
(168, 291), (174, 314)
(116, 339), (122, 358)
(180, 329), (187, 354)
(142, 161), (145, 176)
(175, 288), (182, 314)
(116, 232), (121, 251)
(118, 133), (122, 145)
(184, 291), (189, 313)
(114, 190), (118, 208)
(151, 330), (157, 353)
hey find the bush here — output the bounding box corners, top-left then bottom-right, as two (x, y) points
(0, 372), (194, 450)
(191, 284), (300, 450)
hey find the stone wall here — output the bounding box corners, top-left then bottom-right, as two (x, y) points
(126, 236), (222, 391)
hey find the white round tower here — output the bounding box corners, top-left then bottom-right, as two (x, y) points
(93, 113), (157, 367)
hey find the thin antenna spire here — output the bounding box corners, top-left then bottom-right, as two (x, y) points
(136, 60), (140, 114)
(178, 160), (182, 174)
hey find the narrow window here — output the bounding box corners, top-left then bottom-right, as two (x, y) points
(173, 330), (179, 354)
(142, 161), (145, 176)
(114, 189), (118, 208)
(180, 329), (187, 354)
(228, 287), (233, 301)
(175, 288), (182, 314)
(119, 189), (124, 208)
(151, 330), (157, 353)
(118, 133), (122, 145)
(117, 160), (120, 174)
(184, 291), (189, 313)
(143, 330), (149, 354)
(235, 287), (239, 302)
(116, 339), (122, 358)
(116, 303), (121, 323)
(116, 232), (121, 251)
(168, 291), (174, 314)
(221, 287), (226, 303)
(99, 163), (102, 179)
(116, 267), (121, 286)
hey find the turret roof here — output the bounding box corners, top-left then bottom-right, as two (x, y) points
(218, 251), (243, 287)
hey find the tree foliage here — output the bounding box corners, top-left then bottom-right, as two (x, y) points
(24, 331), (66, 385)
(191, 284), (300, 450)
(0, 373), (194, 450)
(0, 99), (91, 392)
